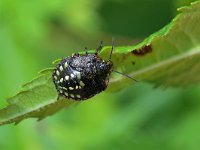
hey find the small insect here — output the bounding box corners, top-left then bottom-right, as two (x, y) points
(52, 39), (136, 101)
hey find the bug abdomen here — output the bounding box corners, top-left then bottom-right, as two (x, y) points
(52, 53), (113, 101)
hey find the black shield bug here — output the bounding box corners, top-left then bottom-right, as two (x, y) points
(52, 40), (137, 101)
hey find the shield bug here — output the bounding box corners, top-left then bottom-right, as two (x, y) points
(52, 39), (136, 101)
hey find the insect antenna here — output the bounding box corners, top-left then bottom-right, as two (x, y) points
(113, 70), (138, 82)
(109, 37), (115, 60)
(109, 38), (138, 82)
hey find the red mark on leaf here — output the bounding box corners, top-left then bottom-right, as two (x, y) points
(132, 45), (152, 56)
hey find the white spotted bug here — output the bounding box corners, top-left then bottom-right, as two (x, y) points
(52, 39), (137, 101)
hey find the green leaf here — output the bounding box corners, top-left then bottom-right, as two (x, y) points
(107, 1), (200, 90)
(1, 1), (200, 125)
(0, 69), (78, 125)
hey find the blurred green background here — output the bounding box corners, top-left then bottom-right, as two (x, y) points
(1, 0), (200, 150)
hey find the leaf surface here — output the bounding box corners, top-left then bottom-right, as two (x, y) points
(1, 1), (200, 125)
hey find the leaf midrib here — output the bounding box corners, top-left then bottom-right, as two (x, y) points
(110, 46), (200, 83)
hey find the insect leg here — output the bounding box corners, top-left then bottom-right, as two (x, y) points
(96, 41), (103, 55)
(85, 47), (88, 55)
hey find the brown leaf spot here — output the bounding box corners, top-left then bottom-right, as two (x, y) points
(132, 45), (152, 56)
